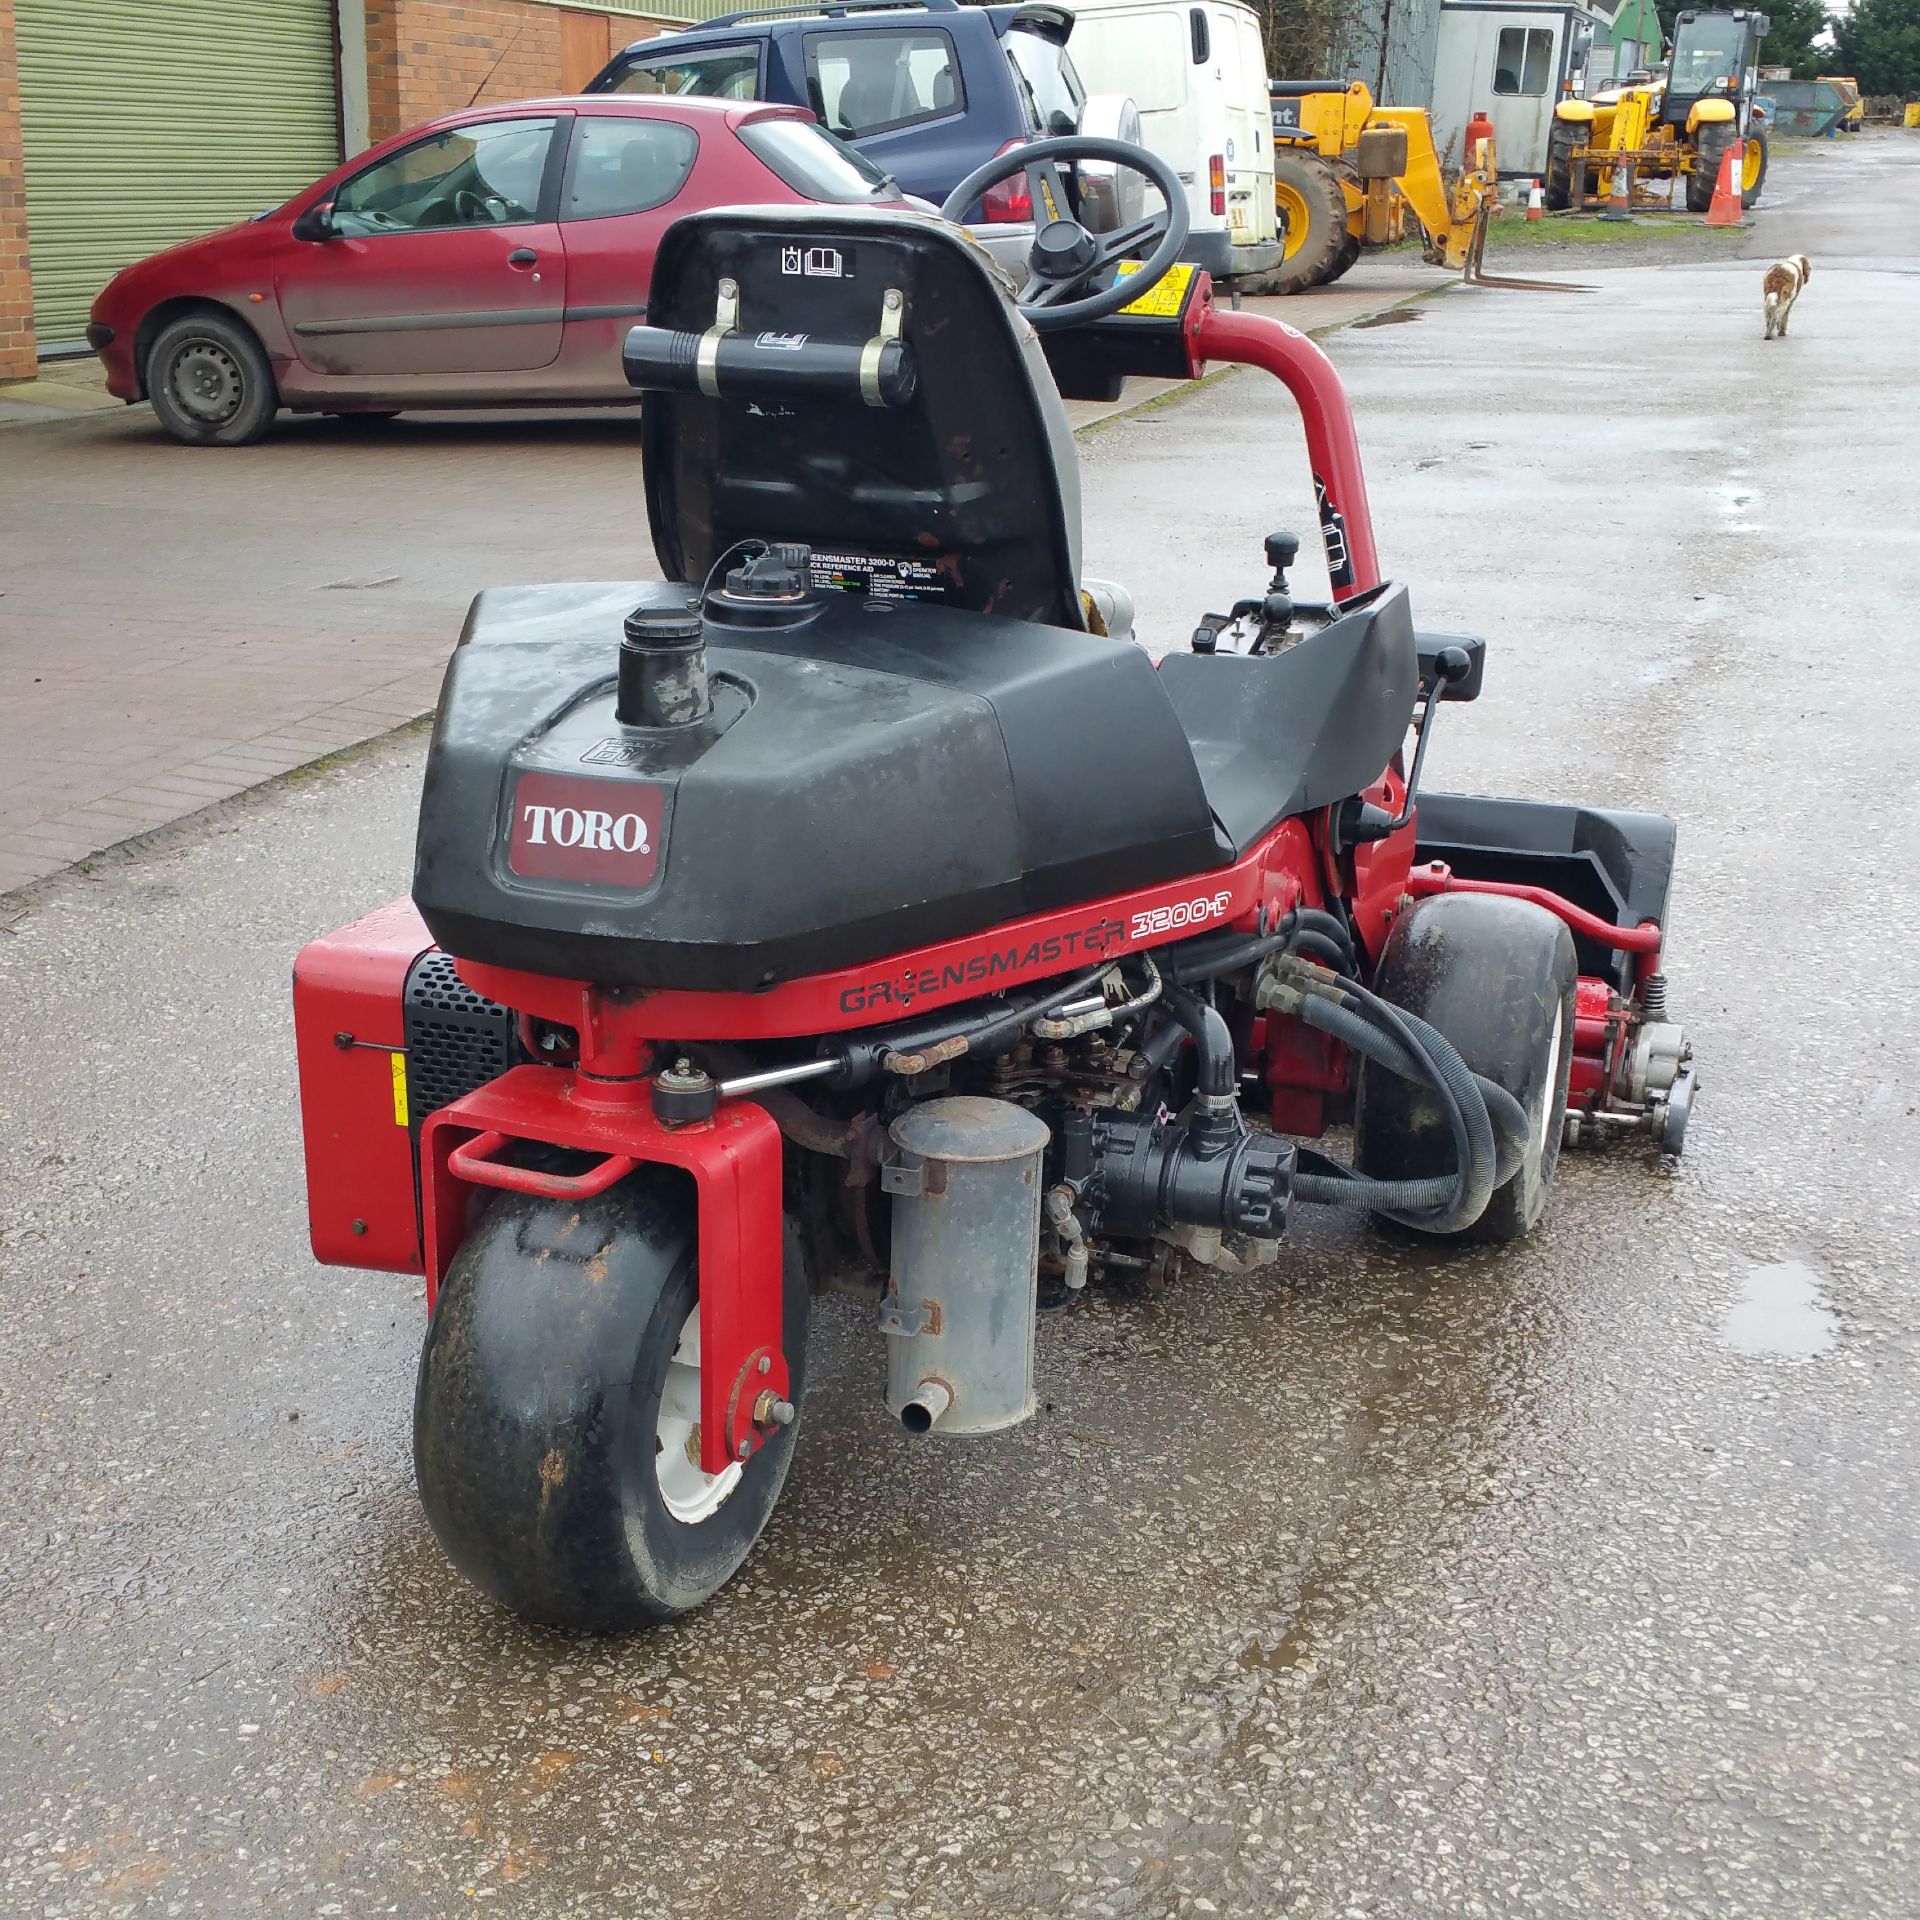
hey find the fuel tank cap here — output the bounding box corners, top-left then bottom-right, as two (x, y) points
(705, 543), (818, 629)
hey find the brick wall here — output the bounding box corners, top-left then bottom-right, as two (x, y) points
(363, 1), (679, 145)
(0, 0), (34, 381)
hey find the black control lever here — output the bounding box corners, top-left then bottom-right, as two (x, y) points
(1337, 645), (1472, 845)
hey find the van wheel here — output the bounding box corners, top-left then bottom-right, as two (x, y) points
(145, 311), (278, 446)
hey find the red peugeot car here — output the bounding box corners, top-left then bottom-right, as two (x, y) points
(87, 96), (910, 446)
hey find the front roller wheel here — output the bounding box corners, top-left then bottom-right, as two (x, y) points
(414, 1173), (809, 1631)
(1354, 893), (1577, 1242)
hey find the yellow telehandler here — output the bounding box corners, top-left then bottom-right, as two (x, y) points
(1262, 80), (1494, 294)
(1546, 7), (1771, 211)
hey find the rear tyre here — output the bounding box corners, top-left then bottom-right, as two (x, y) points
(1543, 119), (1584, 211)
(414, 1173), (809, 1631)
(1688, 121), (1738, 212)
(1354, 893), (1578, 1243)
(1740, 127), (1769, 206)
(1324, 231), (1363, 284)
(145, 310), (277, 446)
(1269, 151), (1351, 293)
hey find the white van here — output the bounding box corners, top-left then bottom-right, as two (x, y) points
(1063, 0), (1280, 278)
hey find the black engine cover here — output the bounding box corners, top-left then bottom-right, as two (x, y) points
(412, 582), (1223, 992)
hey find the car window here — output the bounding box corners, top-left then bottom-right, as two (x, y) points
(803, 29), (964, 138)
(562, 115), (699, 220)
(608, 46), (762, 100)
(333, 117), (558, 234)
(1493, 27), (1554, 95)
(1006, 27), (1084, 133)
(736, 118), (895, 200)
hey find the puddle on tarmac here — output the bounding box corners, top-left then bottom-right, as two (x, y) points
(1719, 1258), (1838, 1358)
(1351, 307), (1425, 329)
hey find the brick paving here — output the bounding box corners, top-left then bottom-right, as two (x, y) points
(0, 267), (1449, 896)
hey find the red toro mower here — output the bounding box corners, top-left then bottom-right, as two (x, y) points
(294, 139), (1696, 1630)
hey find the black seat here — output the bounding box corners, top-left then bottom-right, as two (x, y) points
(636, 205), (1090, 633)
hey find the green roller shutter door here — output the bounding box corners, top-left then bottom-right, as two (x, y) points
(16, 0), (341, 347)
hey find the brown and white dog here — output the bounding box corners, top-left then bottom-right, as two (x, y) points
(1763, 254), (1812, 340)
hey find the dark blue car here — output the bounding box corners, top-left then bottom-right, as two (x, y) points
(587, 0), (1090, 270)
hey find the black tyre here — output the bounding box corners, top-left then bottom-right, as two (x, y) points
(1544, 119), (1584, 211)
(414, 1172), (809, 1631)
(1324, 231), (1363, 284)
(1354, 893), (1578, 1243)
(1688, 121), (1738, 212)
(1270, 151), (1351, 293)
(144, 310), (278, 446)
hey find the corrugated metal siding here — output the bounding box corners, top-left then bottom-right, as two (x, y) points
(16, 0), (342, 345)
(657, 0), (754, 21)
(1328, 0), (1443, 107)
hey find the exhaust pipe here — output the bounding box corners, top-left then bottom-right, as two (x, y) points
(882, 1098), (1050, 1436)
(898, 1377), (954, 1435)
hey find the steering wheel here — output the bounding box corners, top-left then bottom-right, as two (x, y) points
(939, 136), (1191, 331)
(454, 187), (494, 224)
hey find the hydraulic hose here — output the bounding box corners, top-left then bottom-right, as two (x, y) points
(1338, 979), (1495, 1232)
(869, 961), (1117, 1077)
(1290, 990), (1529, 1189)
(1292, 1148), (1457, 1212)
(1261, 954), (1499, 1232)
(1158, 909), (1354, 989)
(1161, 984), (1236, 1100)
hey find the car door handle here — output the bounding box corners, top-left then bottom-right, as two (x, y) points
(506, 247), (538, 267)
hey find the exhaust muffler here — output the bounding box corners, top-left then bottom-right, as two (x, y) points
(880, 1097), (1050, 1435)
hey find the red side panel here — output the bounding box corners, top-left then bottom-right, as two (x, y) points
(292, 897), (432, 1274)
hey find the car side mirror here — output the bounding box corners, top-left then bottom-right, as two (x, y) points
(1048, 108), (1077, 136)
(293, 200), (337, 243)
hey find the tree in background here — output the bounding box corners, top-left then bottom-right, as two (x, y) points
(1831, 0), (1920, 94)
(1757, 0), (1834, 75)
(1248, 0), (1359, 80)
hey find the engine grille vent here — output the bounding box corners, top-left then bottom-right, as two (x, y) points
(402, 951), (516, 1130)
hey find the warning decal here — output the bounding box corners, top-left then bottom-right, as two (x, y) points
(1115, 261), (1197, 319)
(810, 549), (946, 602)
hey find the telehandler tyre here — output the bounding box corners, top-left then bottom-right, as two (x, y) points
(1690, 121), (1736, 211)
(414, 1172), (809, 1631)
(1543, 119), (1587, 212)
(1269, 151), (1351, 292)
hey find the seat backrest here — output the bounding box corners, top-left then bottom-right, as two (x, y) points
(636, 205), (1086, 630)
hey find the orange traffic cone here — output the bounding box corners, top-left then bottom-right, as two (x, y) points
(1704, 142), (1743, 226)
(1526, 179), (1544, 220)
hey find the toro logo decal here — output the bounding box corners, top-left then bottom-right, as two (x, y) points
(507, 771), (664, 887)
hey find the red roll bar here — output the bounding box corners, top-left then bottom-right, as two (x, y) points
(1190, 303), (1383, 604)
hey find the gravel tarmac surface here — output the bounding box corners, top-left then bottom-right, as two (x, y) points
(2, 131), (1917, 1919)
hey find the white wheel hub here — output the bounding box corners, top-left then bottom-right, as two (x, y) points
(1537, 1001), (1565, 1161)
(654, 1305), (741, 1525)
